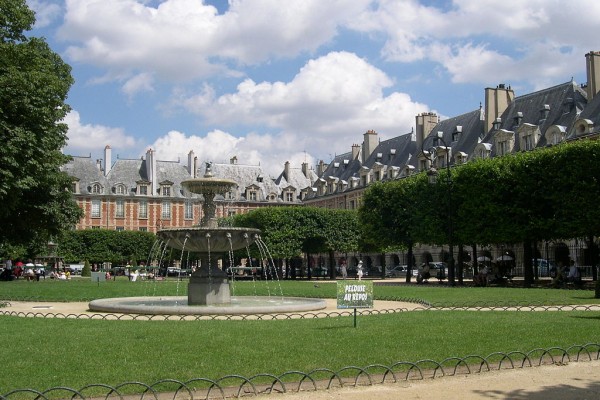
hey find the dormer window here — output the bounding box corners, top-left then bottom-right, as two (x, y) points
(115, 184), (127, 195)
(71, 180), (80, 194)
(91, 183), (102, 194)
(247, 189), (258, 201)
(452, 126), (462, 142)
(159, 181), (173, 197)
(138, 184), (148, 196)
(257, 175), (263, 183)
(285, 191), (294, 202)
(267, 193), (277, 202)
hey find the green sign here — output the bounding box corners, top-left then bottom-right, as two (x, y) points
(337, 281), (373, 309)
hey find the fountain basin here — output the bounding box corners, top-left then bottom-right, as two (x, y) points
(89, 296), (328, 315)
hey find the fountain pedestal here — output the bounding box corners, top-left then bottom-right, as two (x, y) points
(188, 262), (231, 305)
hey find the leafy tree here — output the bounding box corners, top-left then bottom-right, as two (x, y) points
(57, 230), (156, 266)
(82, 259), (91, 277)
(229, 206), (360, 278)
(0, 0), (82, 253)
(360, 178), (424, 281)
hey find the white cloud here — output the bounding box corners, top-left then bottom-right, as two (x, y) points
(63, 111), (138, 154)
(148, 129), (312, 177)
(172, 51), (430, 161)
(350, 0), (600, 85)
(27, 0), (62, 28)
(122, 72), (155, 99)
(57, 0), (369, 88)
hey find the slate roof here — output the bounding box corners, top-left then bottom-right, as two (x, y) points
(62, 156), (107, 195)
(570, 87), (600, 138)
(422, 109), (485, 163)
(201, 162), (281, 201)
(274, 165), (319, 193)
(363, 132), (416, 178)
(480, 81), (587, 151)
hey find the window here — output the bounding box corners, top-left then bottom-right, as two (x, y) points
(116, 199), (125, 218)
(498, 141), (508, 156)
(524, 134), (534, 150)
(138, 200), (148, 219)
(184, 201), (193, 220)
(116, 184), (127, 195)
(248, 190), (257, 201)
(162, 200), (171, 219)
(91, 183), (102, 194)
(162, 186), (171, 197)
(227, 210), (236, 217)
(139, 227), (147, 232)
(116, 226), (124, 232)
(71, 181), (79, 194)
(91, 200), (101, 218)
(285, 192), (294, 202)
(138, 185), (148, 196)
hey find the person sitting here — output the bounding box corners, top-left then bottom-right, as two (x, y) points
(567, 260), (582, 284)
(24, 268), (35, 281)
(416, 263), (431, 284)
(474, 265), (488, 286)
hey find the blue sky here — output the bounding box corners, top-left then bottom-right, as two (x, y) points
(27, 0), (599, 176)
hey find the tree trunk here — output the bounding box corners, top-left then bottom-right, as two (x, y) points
(405, 241), (414, 283)
(523, 240), (534, 288)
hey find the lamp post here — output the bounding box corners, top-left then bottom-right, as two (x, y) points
(422, 131), (456, 286)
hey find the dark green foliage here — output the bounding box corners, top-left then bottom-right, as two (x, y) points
(0, 1), (83, 253)
(229, 206), (360, 258)
(57, 229), (156, 265)
(364, 141), (600, 251)
(82, 259), (91, 277)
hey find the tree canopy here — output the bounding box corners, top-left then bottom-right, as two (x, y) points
(362, 140), (600, 250)
(228, 206), (360, 258)
(0, 0), (82, 256)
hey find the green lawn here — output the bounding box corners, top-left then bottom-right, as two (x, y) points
(1, 278), (599, 394)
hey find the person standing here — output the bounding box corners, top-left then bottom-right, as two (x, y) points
(340, 260), (348, 280)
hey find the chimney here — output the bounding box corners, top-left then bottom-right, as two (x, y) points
(351, 144), (360, 160)
(492, 117), (502, 131)
(415, 112), (439, 150)
(301, 162), (309, 178)
(586, 51), (600, 101)
(187, 150), (195, 176)
(484, 84), (515, 133)
(193, 157), (198, 178)
(513, 111), (523, 128)
(539, 104), (550, 123)
(284, 161), (290, 181)
(318, 160), (327, 175)
(104, 145), (111, 176)
(362, 129), (378, 164)
(145, 148), (157, 196)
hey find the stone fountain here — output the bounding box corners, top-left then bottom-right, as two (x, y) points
(157, 162), (261, 305)
(88, 162), (326, 315)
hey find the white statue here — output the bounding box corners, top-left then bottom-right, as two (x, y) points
(357, 260), (363, 281)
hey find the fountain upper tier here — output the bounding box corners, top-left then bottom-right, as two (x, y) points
(157, 227), (261, 253)
(181, 177), (237, 197)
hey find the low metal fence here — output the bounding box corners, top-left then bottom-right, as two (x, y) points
(2, 344), (599, 400)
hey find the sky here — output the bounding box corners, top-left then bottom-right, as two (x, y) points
(27, 0), (600, 177)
